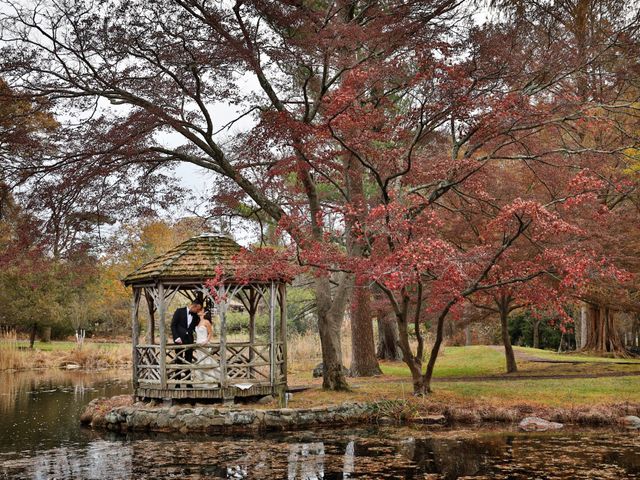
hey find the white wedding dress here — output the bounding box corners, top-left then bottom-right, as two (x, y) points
(193, 325), (220, 388)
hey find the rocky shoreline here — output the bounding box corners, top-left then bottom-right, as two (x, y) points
(80, 396), (414, 433)
(80, 395), (640, 434)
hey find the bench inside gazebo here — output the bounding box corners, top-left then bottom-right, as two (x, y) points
(123, 233), (288, 405)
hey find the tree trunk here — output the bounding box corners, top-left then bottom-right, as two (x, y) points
(377, 312), (401, 360)
(532, 319), (541, 349)
(422, 308), (449, 394)
(500, 304), (517, 373)
(344, 150), (381, 377)
(583, 303), (627, 356)
(40, 326), (52, 343)
(394, 304), (425, 394)
(29, 323), (37, 349)
(580, 303), (588, 349)
(349, 284), (382, 376)
(315, 276), (350, 390)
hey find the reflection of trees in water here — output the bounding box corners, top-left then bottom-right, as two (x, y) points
(4, 420), (640, 479)
(397, 434), (510, 479)
(2, 441), (133, 479)
(0, 369), (130, 456)
(603, 449), (640, 475)
(287, 442), (325, 480)
(0, 369), (129, 413)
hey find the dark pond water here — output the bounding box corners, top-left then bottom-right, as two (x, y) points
(0, 369), (638, 479)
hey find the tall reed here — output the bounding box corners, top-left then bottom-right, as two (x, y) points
(0, 328), (27, 370)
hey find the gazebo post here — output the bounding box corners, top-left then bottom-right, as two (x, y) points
(157, 282), (167, 390)
(144, 290), (155, 345)
(269, 281), (276, 392)
(279, 282), (288, 387)
(131, 288), (141, 392)
(248, 287), (257, 379)
(219, 286), (229, 402)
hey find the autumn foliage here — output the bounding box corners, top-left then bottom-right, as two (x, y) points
(1, 1), (639, 391)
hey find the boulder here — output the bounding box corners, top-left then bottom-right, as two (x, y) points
(518, 417), (563, 432)
(621, 415), (640, 430)
(80, 395), (133, 426)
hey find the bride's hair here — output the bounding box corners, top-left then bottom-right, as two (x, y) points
(204, 311), (212, 321)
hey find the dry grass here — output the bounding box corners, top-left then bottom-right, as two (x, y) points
(0, 337), (131, 371)
(0, 329), (27, 370)
(288, 324), (353, 373)
(58, 343), (131, 369)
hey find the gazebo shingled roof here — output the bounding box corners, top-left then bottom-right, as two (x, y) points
(123, 233), (244, 286)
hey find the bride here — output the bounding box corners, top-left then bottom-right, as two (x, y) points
(193, 311), (220, 388)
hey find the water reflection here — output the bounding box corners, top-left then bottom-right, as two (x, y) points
(0, 369), (130, 454)
(3, 428), (638, 479)
(0, 370), (639, 479)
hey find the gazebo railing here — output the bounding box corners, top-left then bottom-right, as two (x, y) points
(135, 342), (286, 389)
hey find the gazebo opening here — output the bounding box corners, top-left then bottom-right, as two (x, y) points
(123, 233), (288, 404)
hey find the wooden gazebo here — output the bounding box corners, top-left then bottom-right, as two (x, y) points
(123, 233), (288, 404)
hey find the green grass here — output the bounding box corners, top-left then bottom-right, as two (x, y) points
(378, 345), (640, 379)
(381, 346), (509, 378)
(291, 345), (640, 409)
(438, 376), (640, 406)
(514, 346), (640, 363)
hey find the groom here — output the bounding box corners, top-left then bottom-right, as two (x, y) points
(171, 300), (203, 388)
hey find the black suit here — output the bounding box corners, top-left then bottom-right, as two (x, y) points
(170, 307), (200, 388)
(171, 307), (200, 345)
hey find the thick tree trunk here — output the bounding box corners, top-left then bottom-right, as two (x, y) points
(29, 323), (37, 349)
(465, 325), (473, 346)
(315, 276), (350, 390)
(377, 312), (401, 360)
(349, 284), (382, 376)
(344, 151), (381, 377)
(500, 305), (517, 373)
(632, 315), (639, 348)
(532, 319), (541, 349)
(583, 304), (627, 356)
(580, 303), (588, 349)
(40, 326), (51, 343)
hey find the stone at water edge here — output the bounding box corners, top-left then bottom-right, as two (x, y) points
(518, 417), (564, 432)
(620, 415), (640, 430)
(413, 414), (447, 425)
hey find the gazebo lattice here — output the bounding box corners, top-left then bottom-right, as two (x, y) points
(123, 233), (288, 403)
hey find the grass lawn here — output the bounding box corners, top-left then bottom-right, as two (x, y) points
(438, 376), (640, 406)
(288, 345), (640, 409)
(380, 346), (508, 378)
(288, 375), (640, 409)
(377, 345), (640, 379)
(514, 346), (640, 363)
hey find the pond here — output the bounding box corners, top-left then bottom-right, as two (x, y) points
(0, 369), (638, 479)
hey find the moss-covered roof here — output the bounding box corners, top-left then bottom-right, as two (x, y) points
(123, 234), (245, 285)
